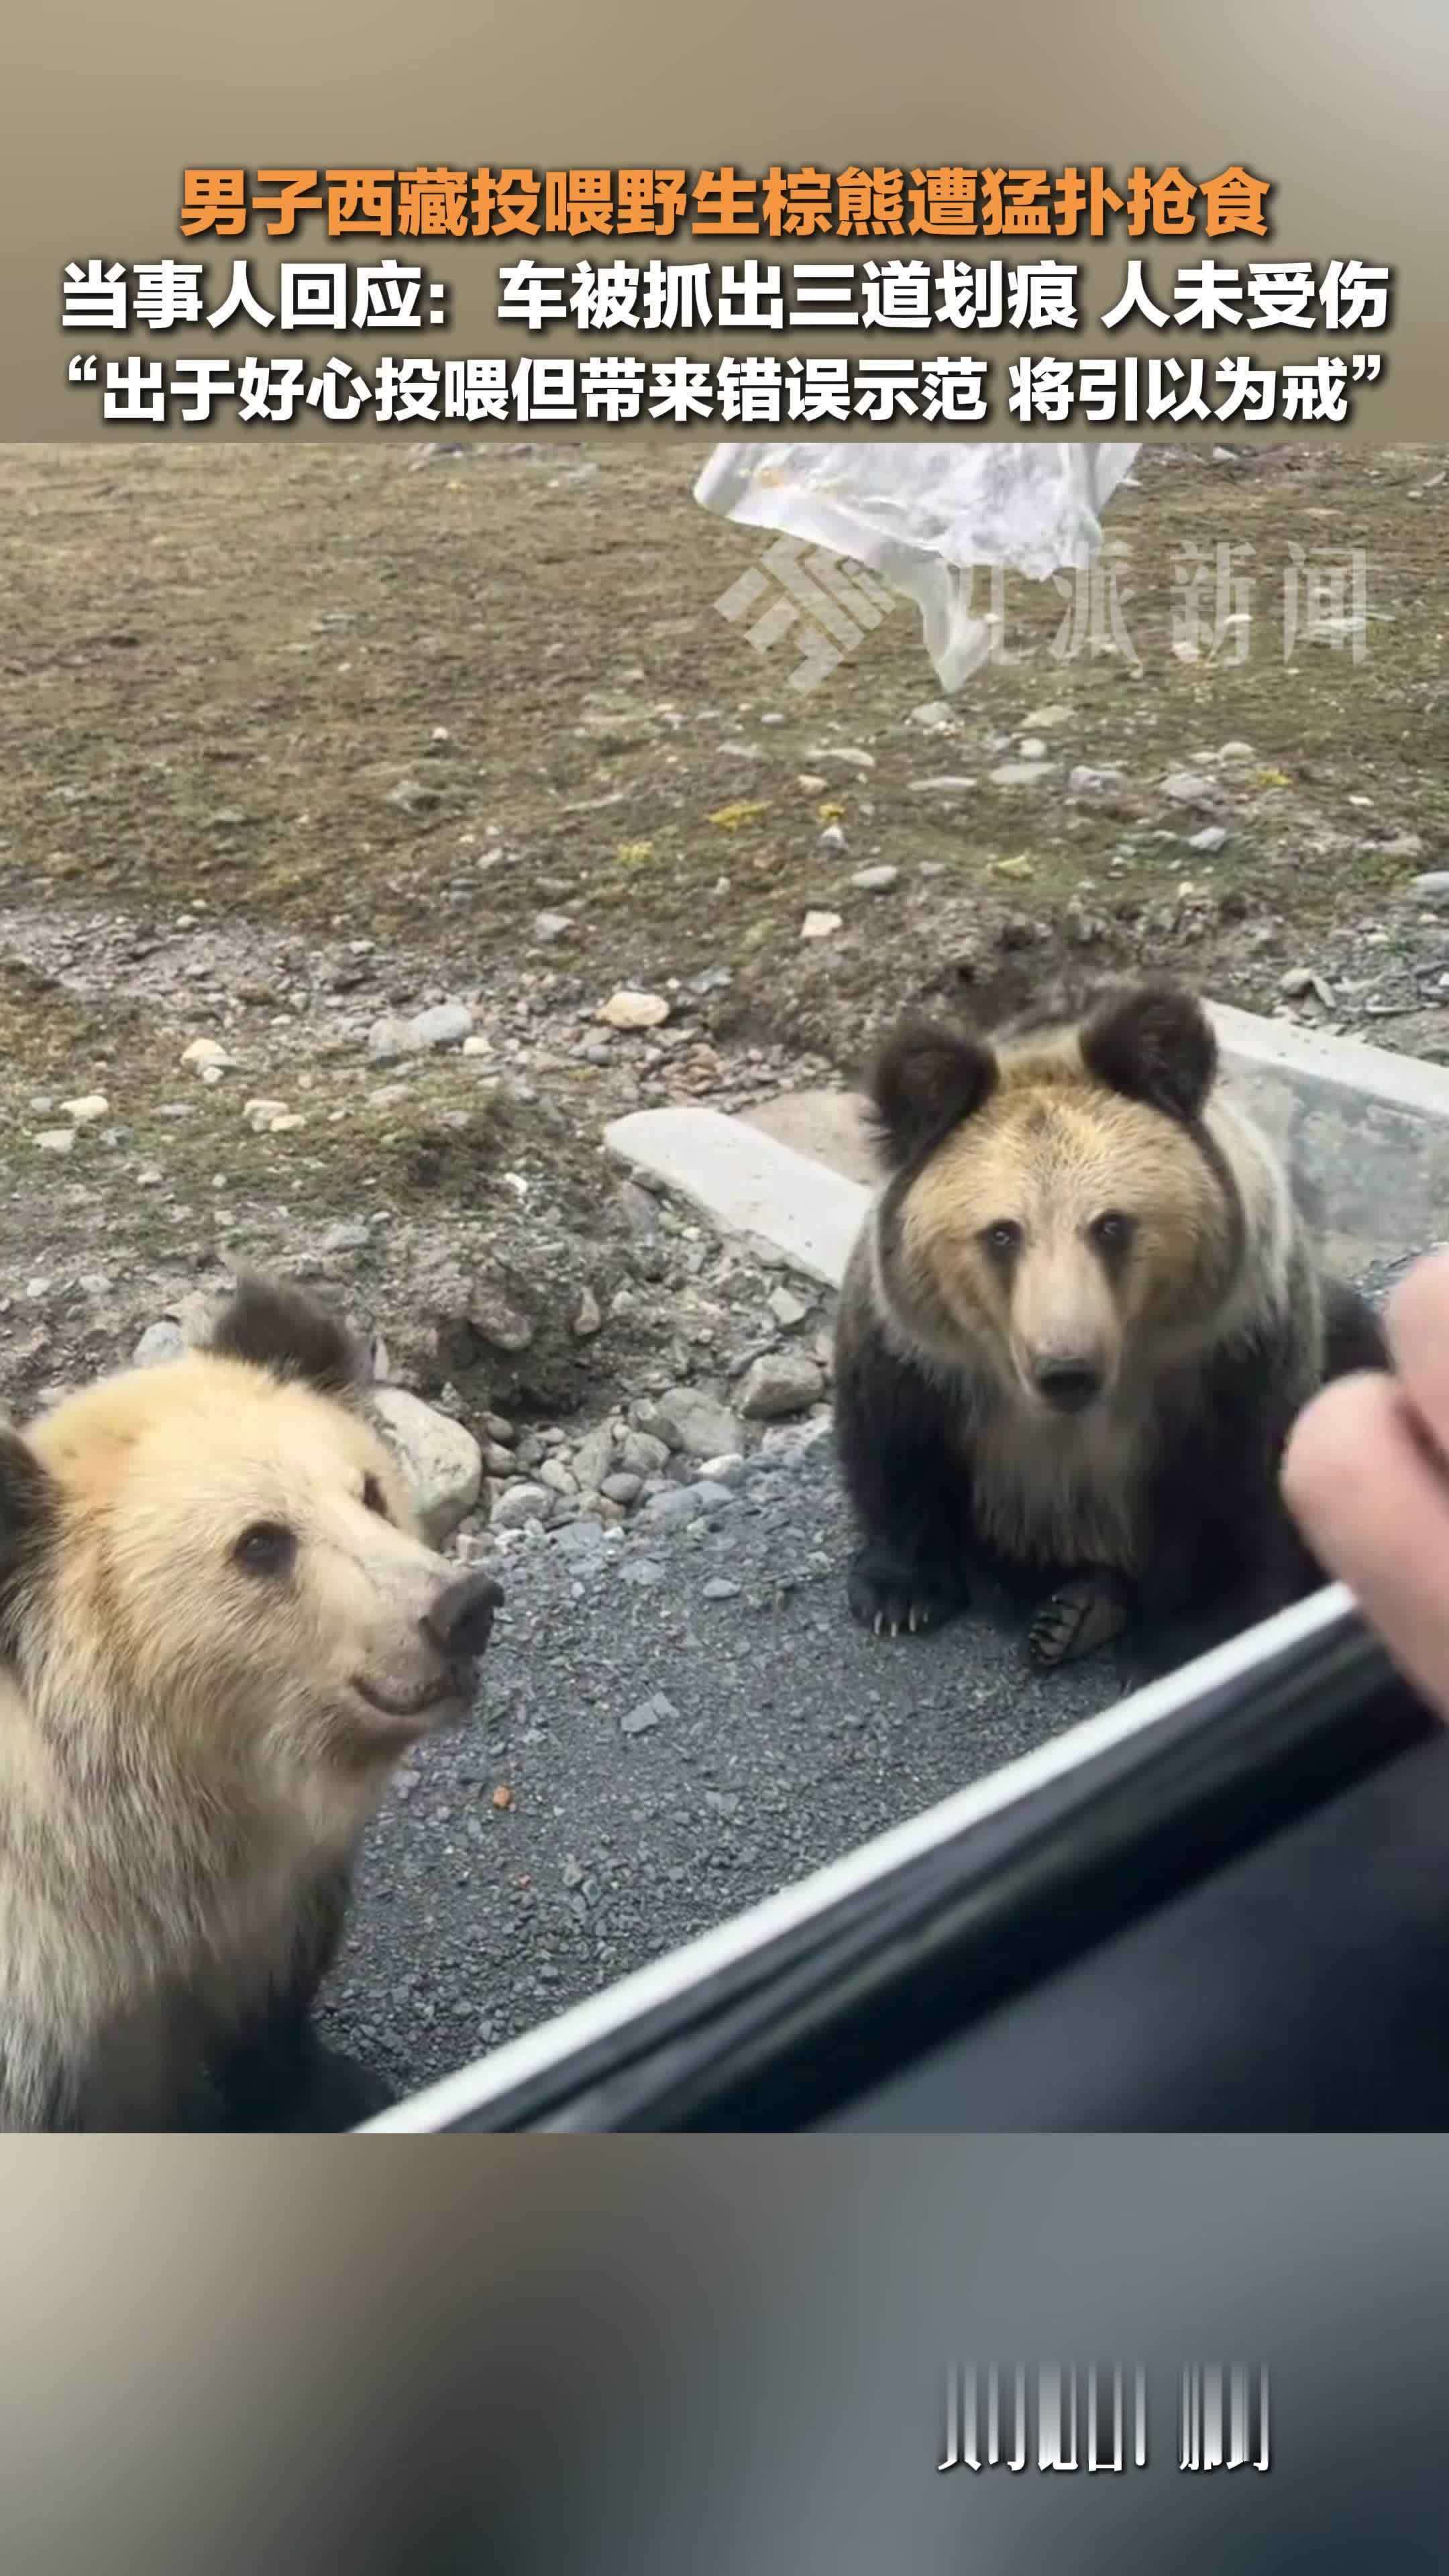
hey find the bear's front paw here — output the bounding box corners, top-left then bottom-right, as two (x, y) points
(847, 1544), (964, 1640)
(1028, 1572), (1130, 1670)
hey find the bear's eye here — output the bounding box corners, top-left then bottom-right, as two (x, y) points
(362, 1474), (389, 1521)
(1091, 1212), (1134, 1252)
(982, 1220), (1022, 1256)
(233, 1521), (297, 1578)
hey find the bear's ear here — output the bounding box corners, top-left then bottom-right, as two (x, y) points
(0, 1430), (58, 1650)
(207, 1272), (366, 1397)
(1079, 980), (1218, 1124)
(865, 1018), (998, 1170)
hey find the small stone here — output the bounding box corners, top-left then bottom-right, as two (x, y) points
(62, 1093), (109, 1123)
(598, 989), (670, 1030)
(907, 702), (954, 731)
(367, 1016), (413, 1061)
(767, 1287), (809, 1328)
(243, 1096), (290, 1132)
(696, 1452), (746, 1488)
(1217, 741), (1255, 761)
(621, 1690), (677, 1737)
(554, 1517), (608, 1560)
(641, 1482), (735, 1530)
(181, 1038), (232, 1071)
(539, 1458), (577, 1498)
(572, 1424), (616, 1490)
(1189, 826), (1229, 853)
(702, 1578), (742, 1601)
(572, 1285), (603, 1338)
(797, 774), (828, 795)
(484, 1413), (515, 1444)
(34, 1128), (74, 1156)
(462, 1034), (492, 1057)
(800, 910), (843, 941)
(492, 1481), (552, 1532)
(640, 1389), (742, 1460)
(368, 1388), (484, 1547)
(909, 775), (976, 796)
(533, 911), (573, 943)
(849, 865), (899, 894)
(1161, 771), (1219, 805)
(409, 1002), (472, 1050)
(600, 1472), (642, 1506)
(989, 761), (1056, 788)
(133, 1320), (185, 1367)
(1279, 967), (1316, 998)
(1381, 832), (1426, 861)
(319, 1221), (370, 1254)
(268, 1113), (307, 1133)
(616, 1428), (670, 1478)
(738, 1353), (825, 1419)
(468, 1282), (533, 1352)
(807, 745), (874, 770)
(1067, 765), (1126, 794)
(618, 1557), (665, 1589)
(1410, 873), (1449, 905)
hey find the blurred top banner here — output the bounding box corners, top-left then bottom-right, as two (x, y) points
(695, 440), (1141, 689)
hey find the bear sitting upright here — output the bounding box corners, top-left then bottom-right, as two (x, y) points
(833, 975), (1387, 1674)
(0, 1272), (501, 2133)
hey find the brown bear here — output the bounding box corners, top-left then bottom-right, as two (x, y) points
(0, 1273), (500, 2131)
(833, 975), (1387, 1673)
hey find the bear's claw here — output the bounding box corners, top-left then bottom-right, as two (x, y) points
(1028, 1573), (1129, 1670)
(849, 1544), (963, 1641)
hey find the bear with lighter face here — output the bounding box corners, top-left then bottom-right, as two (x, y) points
(0, 1273), (501, 2132)
(835, 976), (1387, 1673)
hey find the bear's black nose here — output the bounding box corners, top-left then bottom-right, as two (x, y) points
(1033, 1359), (1104, 1415)
(422, 1570), (504, 1661)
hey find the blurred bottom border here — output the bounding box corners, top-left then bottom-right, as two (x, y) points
(0, 2135), (1445, 2573)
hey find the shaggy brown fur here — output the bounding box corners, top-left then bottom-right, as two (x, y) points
(0, 1273), (501, 2132)
(835, 977), (1387, 1672)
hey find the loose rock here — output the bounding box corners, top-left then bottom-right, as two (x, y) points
(598, 989), (670, 1030)
(368, 1388), (484, 1547)
(639, 1388), (743, 1459)
(738, 1354), (826, 1420)
(492, 1482), (552, 1532)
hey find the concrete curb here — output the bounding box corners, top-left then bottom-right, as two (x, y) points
(605, 1004), (1449, 1287)
(1208, 1004), (1449, 1275)
(604, 1106), (868, 1289)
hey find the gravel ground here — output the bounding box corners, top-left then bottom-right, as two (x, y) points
(321, 1426), (1124, 2101)
(317, 1235), (1421, 2115)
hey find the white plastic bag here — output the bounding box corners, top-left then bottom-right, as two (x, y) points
(694, 441), (1140, 692)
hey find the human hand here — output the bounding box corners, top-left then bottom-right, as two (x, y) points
(1282, 1248), (1449, 1719)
